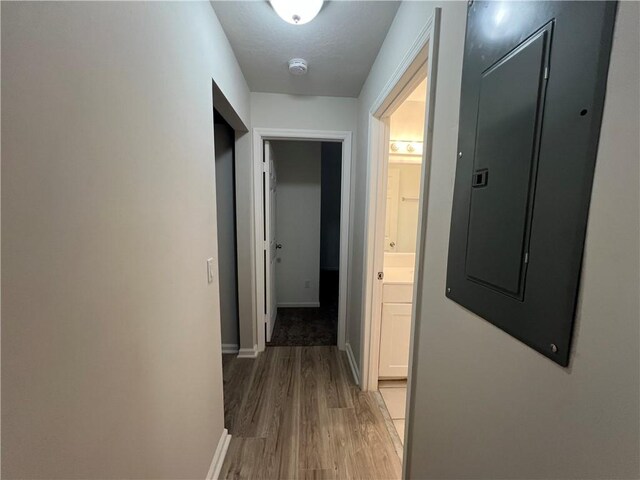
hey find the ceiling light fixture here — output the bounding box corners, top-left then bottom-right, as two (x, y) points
(389, 141), (424, 156)
(270, 0), (324, 25)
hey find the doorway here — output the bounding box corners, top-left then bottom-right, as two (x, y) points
(252, 129), (352, 352)
(214, 108), (241, 355)
(361, 8), (440, 466)
(376, 75), (428, 448)
(264, 140), (342, 346)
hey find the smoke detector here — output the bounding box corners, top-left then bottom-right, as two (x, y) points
(288, 58), (308, 76)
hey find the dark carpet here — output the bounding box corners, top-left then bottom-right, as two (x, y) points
(268, 270), (338, 346)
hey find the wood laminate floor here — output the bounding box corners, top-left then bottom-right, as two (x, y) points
(267, 271), (340, 347)
(221, 346), (402, 480)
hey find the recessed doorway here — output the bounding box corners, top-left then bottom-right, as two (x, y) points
(262, 140), (342, 347)
(377, 75), (428, 447)
(252, 129), (352, 353)
(360, 9), (441, 469)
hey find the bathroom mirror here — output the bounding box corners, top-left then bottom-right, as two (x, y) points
(384, 78), (426, 253)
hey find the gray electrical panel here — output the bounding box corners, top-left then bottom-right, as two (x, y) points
(446, 1), (617, 366)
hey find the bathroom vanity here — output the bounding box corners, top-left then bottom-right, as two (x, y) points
(379, 254), (414, 378)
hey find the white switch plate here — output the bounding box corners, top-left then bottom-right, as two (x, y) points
(207, 258), (214, 284)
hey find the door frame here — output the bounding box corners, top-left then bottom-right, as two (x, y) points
(252, 128), (353, 352)
(264, 141), (278, 343)
(361, 9), (441, 393)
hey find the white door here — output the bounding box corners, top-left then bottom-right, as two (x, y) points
(384, 168), (400, 252)
(264, 141), (278, 342)
(378, 302), (412, 378)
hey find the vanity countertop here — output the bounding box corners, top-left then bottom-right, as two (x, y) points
(383, 266), (415, 285)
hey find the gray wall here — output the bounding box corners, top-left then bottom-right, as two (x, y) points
(404, 2), (640, 478)
(351, 2), (639, 477)
(232, 132), (255, 352)
(320, 142), (342, 271)
(272, 141), (322, 307)
(1, 2), (250, 478)
(215, 121), (239, 347)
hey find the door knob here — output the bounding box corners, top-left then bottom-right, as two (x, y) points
(276, 243), (283, 249)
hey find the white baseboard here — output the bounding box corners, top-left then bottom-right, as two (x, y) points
(237, 344), (259, 358)
(206, 428), (231, 480)
(221, 343), (239, 354)
(345, 342), (360, 387)
(277, 302), (320, 308)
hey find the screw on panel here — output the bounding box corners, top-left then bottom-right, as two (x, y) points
(550, 344), (558, 353)
(447, 287), (451, 293)
(458, 151), (463, 159)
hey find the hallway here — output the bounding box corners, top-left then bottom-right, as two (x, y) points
(2, 2), (638, 479)
(221, 347), (402, 479)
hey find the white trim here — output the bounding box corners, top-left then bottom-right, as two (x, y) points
(221, 344), (239, 355)
(344, 342), (360, 386)
(361, 10), (441, 394)
(370, 17), (434, 117)
(277, 302), (321, 308)
(362, 115), (390, 392)
(237, 344), (259, 359)
(252, 128), (353, 353)
(206, 428), (231, 480)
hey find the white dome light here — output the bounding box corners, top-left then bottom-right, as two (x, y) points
(270, 0), (324, 25)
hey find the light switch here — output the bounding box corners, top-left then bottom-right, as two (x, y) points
(207, 258), (214, 284)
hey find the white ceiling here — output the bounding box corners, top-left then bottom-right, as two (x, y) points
(211, 1), (400, 98)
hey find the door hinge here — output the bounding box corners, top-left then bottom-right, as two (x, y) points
(544, 66), (549, 80)
(524, 252), (529, 264)
(377, 272), (384, 280)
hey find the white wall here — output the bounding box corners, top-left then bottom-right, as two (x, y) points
(1, 2), (250, 478)
(215, 121), (239, 347)
(390, 100), (426, 143)
(251, 92), (358, 132)
(272, 141), (322, 307)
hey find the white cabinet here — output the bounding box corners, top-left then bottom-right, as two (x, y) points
(378, 302), (412, 378)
